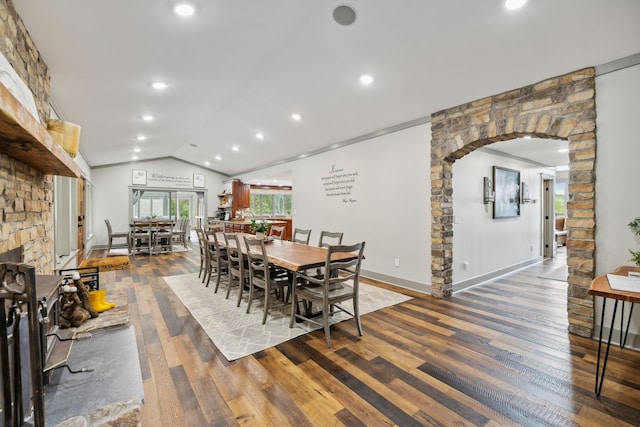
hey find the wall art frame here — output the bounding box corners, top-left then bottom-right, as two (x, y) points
(493, 166), (520, 219)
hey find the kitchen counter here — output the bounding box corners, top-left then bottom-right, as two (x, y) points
(208, 218), (292, 240)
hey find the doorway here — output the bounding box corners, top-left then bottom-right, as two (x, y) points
(429, 67), (597, 337)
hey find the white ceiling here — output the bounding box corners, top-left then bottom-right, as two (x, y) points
(12, 1), (640, 178)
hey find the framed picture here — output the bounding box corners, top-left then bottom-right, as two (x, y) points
(493, 166), (520, 218)
(193, 173), (205, 188)
(132, 169), (147, 186)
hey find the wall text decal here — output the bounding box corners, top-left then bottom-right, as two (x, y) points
(321, 164), (358, 203)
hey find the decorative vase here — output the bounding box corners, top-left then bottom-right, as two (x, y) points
(256, 232), (265, 240)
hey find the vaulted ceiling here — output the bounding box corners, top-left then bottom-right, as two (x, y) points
(13, 1), (640, 177)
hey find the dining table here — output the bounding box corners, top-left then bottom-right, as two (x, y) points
(213, 232), (360, 272)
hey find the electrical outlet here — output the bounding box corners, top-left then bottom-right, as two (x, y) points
(394, 258), (400, 268)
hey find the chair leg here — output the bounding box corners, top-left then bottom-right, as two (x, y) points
(236, 278), (244, 307)
(262, 285), (269, 325)
(226, 274), (234, 300)
(323, 304), (332, 348)
(107, 238), (112, 253)
(246, 284), (254, 314)
(354, 297), (362, 336)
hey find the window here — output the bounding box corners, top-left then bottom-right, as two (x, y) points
(555, 182), (567, 217)
(130, 188), (205, 224)
(250, 189), (292, 216)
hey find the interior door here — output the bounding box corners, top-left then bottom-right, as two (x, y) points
(542, 177), (555, 258)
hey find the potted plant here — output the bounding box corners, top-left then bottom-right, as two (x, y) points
(249, 219), (270, 239)
(628, 217), (640, 267)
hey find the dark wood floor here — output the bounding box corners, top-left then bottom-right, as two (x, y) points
(92, 243), (640, 426)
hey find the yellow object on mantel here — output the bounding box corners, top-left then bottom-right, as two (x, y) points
(47, 119), (81, 158)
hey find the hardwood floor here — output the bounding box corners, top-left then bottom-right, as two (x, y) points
(92, 244), (640, 426)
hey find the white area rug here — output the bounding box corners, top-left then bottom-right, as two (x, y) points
(163, 273), (412, 360)
(539, 265), (568, 282)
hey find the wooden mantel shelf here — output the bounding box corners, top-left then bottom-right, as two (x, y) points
(0, 83), (80, 178)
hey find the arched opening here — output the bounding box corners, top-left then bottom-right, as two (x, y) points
(430, 68), (597, 337)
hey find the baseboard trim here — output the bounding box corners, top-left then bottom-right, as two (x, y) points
(453, 257), (544, 293)
(361, 270), (430, 294)
(593, 325), (640, 352)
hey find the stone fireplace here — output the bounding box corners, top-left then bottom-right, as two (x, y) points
(0, 0), (57, 274)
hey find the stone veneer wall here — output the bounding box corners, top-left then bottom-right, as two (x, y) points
(0, 0), (55, 274)
(430, 68), (597, 337)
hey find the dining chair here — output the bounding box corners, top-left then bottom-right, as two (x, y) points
(130, 221), (152, 256)
(223, 232), (249, 306)
(318, 230), (343, 247)
(208, 231), (229, 291)
(289, 241), (366, 347)
(104, 219), (129, 253)
(172, 218), (189, 248)
(153, 222), (173, 254)
(243, 236), (292, 324)
(268, 225), (286, 240)
(292, 228), (311, 244)
(195, 228), (208, 280)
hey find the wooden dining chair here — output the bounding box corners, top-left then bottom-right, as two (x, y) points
(130, 221), (152, 256)
(243, 236), (291, 324)
(207, 231), (229, 291)
(292, 228), (311, 244)
(223, 232), (250, 306)
(195, 228), (208, 280)
(269, 225), (286, 240)
(154, 222), (173, 254)
(318, 230), (343, 247)
(290, 241), (366, 347)
(105, 219), (129, 253)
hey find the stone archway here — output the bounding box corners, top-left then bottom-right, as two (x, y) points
(430, 68), (596, 337)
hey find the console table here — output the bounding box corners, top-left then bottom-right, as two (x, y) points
(588, 265), (640, 396)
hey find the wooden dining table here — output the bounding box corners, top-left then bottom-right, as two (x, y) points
(214, 232), (360, 272)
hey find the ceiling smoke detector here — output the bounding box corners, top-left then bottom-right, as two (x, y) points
(333, 5), (356, 26)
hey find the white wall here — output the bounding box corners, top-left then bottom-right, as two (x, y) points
(90, 158), (227, 252)
(236, 124), (432, 292)
(452, 150), (547, 288)
(595, 63), (640, 340)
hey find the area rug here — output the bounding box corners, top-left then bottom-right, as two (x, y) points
(106, 246), (189, 257)
(539, 265), (568, 282)
(163, 273), (412, 360)
(79, 255), (131, 272)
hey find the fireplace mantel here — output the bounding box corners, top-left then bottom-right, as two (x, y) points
(0, 83), (80, 177)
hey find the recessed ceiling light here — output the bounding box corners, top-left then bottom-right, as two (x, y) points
(505, 0), (527, 10)
(151, 81), (168, 90)
(215, 155), (221, 161)
(557, 148), (569, 153)
(299, 154), (307, 159)
(136, 135), (147, 141)
(232, 146), (239, 152)
(273, 179), (278, 184)
(204, 161), (210, 166)
(255, 132), (265, 140)
(291, 113), (302, 121)
(523, 135), (531, 139)
(359, 74), (374, 85)
(132, 155), (138, 160)
(142, 114), (154, 122)
(331, 144), (340, 149)
(174, 3), (195, 17)
(134, 147), (141, 153)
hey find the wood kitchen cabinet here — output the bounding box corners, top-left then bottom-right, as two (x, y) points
(232, 181), (251, 212)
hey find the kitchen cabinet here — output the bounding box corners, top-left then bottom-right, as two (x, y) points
(232, 181), (251, 209)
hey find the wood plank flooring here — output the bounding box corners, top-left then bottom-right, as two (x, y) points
(91, 243), (640, 426)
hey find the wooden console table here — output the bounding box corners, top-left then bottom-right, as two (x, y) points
(588, 265), (640, 396)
